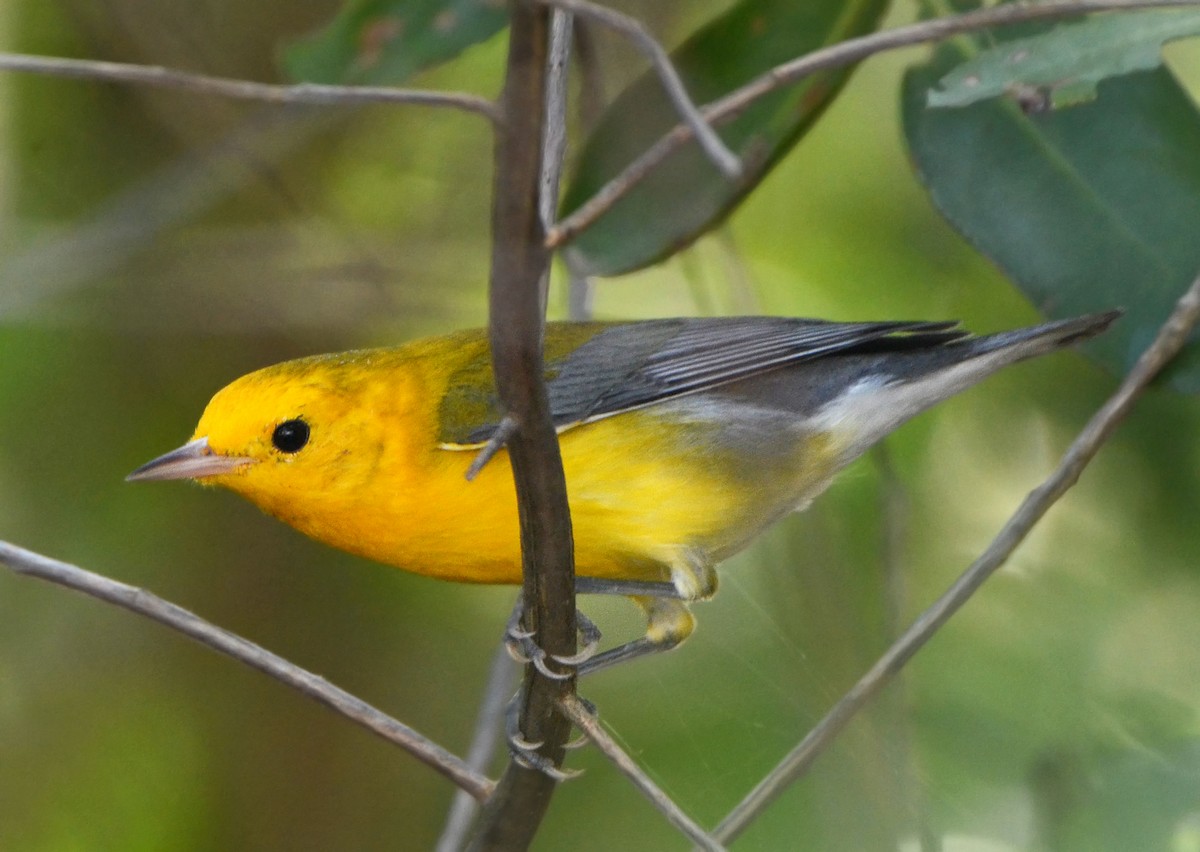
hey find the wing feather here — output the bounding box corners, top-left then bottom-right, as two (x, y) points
(447, 317), (967, 446)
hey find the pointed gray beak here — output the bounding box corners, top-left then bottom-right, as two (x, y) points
(126, 437), (255, 482)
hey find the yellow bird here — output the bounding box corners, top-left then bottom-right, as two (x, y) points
(128, 312), (1117, 672)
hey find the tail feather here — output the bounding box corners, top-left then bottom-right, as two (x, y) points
(803, 310), (1120, 462)
(963, 310), (1121, 360)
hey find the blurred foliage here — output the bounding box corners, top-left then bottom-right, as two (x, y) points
(556, 0), (890, 277)
(283, 0), (509, 86)
(907, 20), (1200, 391)
(1, 1), (1199, 851)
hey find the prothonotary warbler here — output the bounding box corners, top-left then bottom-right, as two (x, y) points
(128, 312), (1118, 672)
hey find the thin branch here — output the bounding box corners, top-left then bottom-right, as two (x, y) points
(437, 639), (520, 851)
(540, 10), (575, 232)
(534, 0), (742, 179)
(712, 274), (1200, 845)
(0, 51), (501, 122)
(467, 3), (578, 849)
(558, 695), (726, 851)
(547, 0), (1200, 248)
(0, 539), (494, 801)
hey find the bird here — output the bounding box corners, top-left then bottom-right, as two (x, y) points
(128, 311), (1118, 673)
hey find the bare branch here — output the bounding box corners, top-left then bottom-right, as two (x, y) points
(0, 539), (494, 801)
(712, 274), (1200, 844)
(558, 695), (726, 851)
(547, 0), (1200, 248)
(437, 639), (520, 851)
(0, 51), (500, 122)
(468, 4), (579, 848)
(534, 0), (742, 179)
(541, 10), (575, 231)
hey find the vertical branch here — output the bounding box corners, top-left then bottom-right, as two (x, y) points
(436, 639), (519, 852)
(468, 3), (578, 850)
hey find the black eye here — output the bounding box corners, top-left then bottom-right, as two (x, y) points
(271, 418), (310, 453)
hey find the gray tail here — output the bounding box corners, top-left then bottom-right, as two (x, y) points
(961, 310), (1121, 361)
(808, 309), (1121, 461)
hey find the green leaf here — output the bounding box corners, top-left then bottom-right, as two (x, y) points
(560, 0), (890, 278)
(904, 43), (1200, 391)
(929, 9), (1200, 110)
(282, 0), (508, 85)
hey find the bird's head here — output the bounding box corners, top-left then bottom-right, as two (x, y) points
(127, 352), (411, 512)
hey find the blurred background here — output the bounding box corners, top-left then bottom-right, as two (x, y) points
(2, 1), (1200, 850)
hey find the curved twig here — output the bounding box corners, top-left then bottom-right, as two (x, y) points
(0, 540), (494, 801)
(712, 274), (1200, 844)
(548, 0), (1200, 248)
(559, 694), (726, 851)
(534, 0), (741, 179)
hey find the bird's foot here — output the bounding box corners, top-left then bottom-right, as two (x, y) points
(504, 607), (603, 679)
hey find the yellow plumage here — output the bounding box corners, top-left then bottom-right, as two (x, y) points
(129, 313), (1117, 670)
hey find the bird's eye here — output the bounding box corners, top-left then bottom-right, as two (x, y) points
(271, 418), (310, 453)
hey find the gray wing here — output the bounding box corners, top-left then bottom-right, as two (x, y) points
(456, 317), (965, 444)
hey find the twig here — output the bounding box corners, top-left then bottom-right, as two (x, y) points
(558, 695), (726, 851)
(534, 0), (742, 179)
(0, 51), (501, 122)
(540, 10), (575, 232)
(711, 274), (1200, 844)
(547, 0), (1200, 248)
(467, 4), (578, 849)
(0, 539), (494, 801)
(437, 639), (520, 851)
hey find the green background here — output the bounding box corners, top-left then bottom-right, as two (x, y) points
(2, 2), (1200, 850)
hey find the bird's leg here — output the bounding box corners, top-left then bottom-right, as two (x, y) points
(569, 550), (713, 674)
(573, 576), (682, 598)
(504, 549), (713, 676)
(574, 596), (696, 676)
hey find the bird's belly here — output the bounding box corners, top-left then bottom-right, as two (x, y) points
(289, 403), (842, 587)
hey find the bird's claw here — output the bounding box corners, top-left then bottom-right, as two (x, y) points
(548, 611), (602, 666)
(503, 614), (536, 663)
(531, 651), (574, 681)
(512, 749), (584, 781)
(504, 610), (604, 677)
(504, 688), (582, 781)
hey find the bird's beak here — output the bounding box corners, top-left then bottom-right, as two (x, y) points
(126, 437), (255, 482)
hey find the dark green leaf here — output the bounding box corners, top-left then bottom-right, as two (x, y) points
(560, 0), (890, 278)
(282, 0), (508, 85)
(929, 10), (1200, 110)
(904, 44), (1200, 391)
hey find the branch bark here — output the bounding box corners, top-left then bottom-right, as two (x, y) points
(547, 0), (1200, 248)
(0, 51), (500, 121)
(559, 695), (725, 851)
(534, 0), (741, 178)
(0, 540), (493, 800)
(467, 3), (579, 849)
